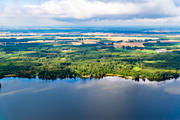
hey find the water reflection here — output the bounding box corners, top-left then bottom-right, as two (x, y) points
(0, 88), (30, 97)
(0, 77), (180, 95)
(164, 87), (180, 95)
(0, 77), (180, 120)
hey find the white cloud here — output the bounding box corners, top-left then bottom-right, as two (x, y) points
(0, 0), (180, 26)
(25, 0), (180, 19)
(26, 0), (140, 19)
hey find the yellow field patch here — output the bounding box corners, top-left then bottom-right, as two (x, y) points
(98, 37), (159, 41)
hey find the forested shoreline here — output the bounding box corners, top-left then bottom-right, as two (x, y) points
(0, 44), (180, 81)
(0, 33), (180, 81)
(0, 63), (179, 81)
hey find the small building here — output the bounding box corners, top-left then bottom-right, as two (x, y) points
(71, 42), (82, 46)
(113, 42), (144, 48)
(83, 39), (99, 44)
(147, 41), (157, 43)
(156, 49), (168, 53)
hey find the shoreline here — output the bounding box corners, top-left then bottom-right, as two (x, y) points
(1, 73), (179, 82)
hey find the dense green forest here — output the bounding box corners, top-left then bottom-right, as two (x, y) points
(0, 35), (180, 81)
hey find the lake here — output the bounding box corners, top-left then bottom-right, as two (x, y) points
(0, 77), (180, 120)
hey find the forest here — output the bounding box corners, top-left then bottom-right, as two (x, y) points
(0, 32), (180, 81)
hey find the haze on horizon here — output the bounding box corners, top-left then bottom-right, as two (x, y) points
(1, 0), (180, 27)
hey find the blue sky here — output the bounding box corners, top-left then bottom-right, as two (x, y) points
(1, 0), (180, 27)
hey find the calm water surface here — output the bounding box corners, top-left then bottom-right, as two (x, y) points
(0, 77), (180, 120)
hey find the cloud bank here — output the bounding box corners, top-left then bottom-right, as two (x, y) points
(0, 0), (180, 26)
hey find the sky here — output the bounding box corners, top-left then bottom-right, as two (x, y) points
(1, 0), (180, 27)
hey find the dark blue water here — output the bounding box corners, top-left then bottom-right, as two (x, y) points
(1, 27), (180, 34)
(0, 77), (180, 120)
